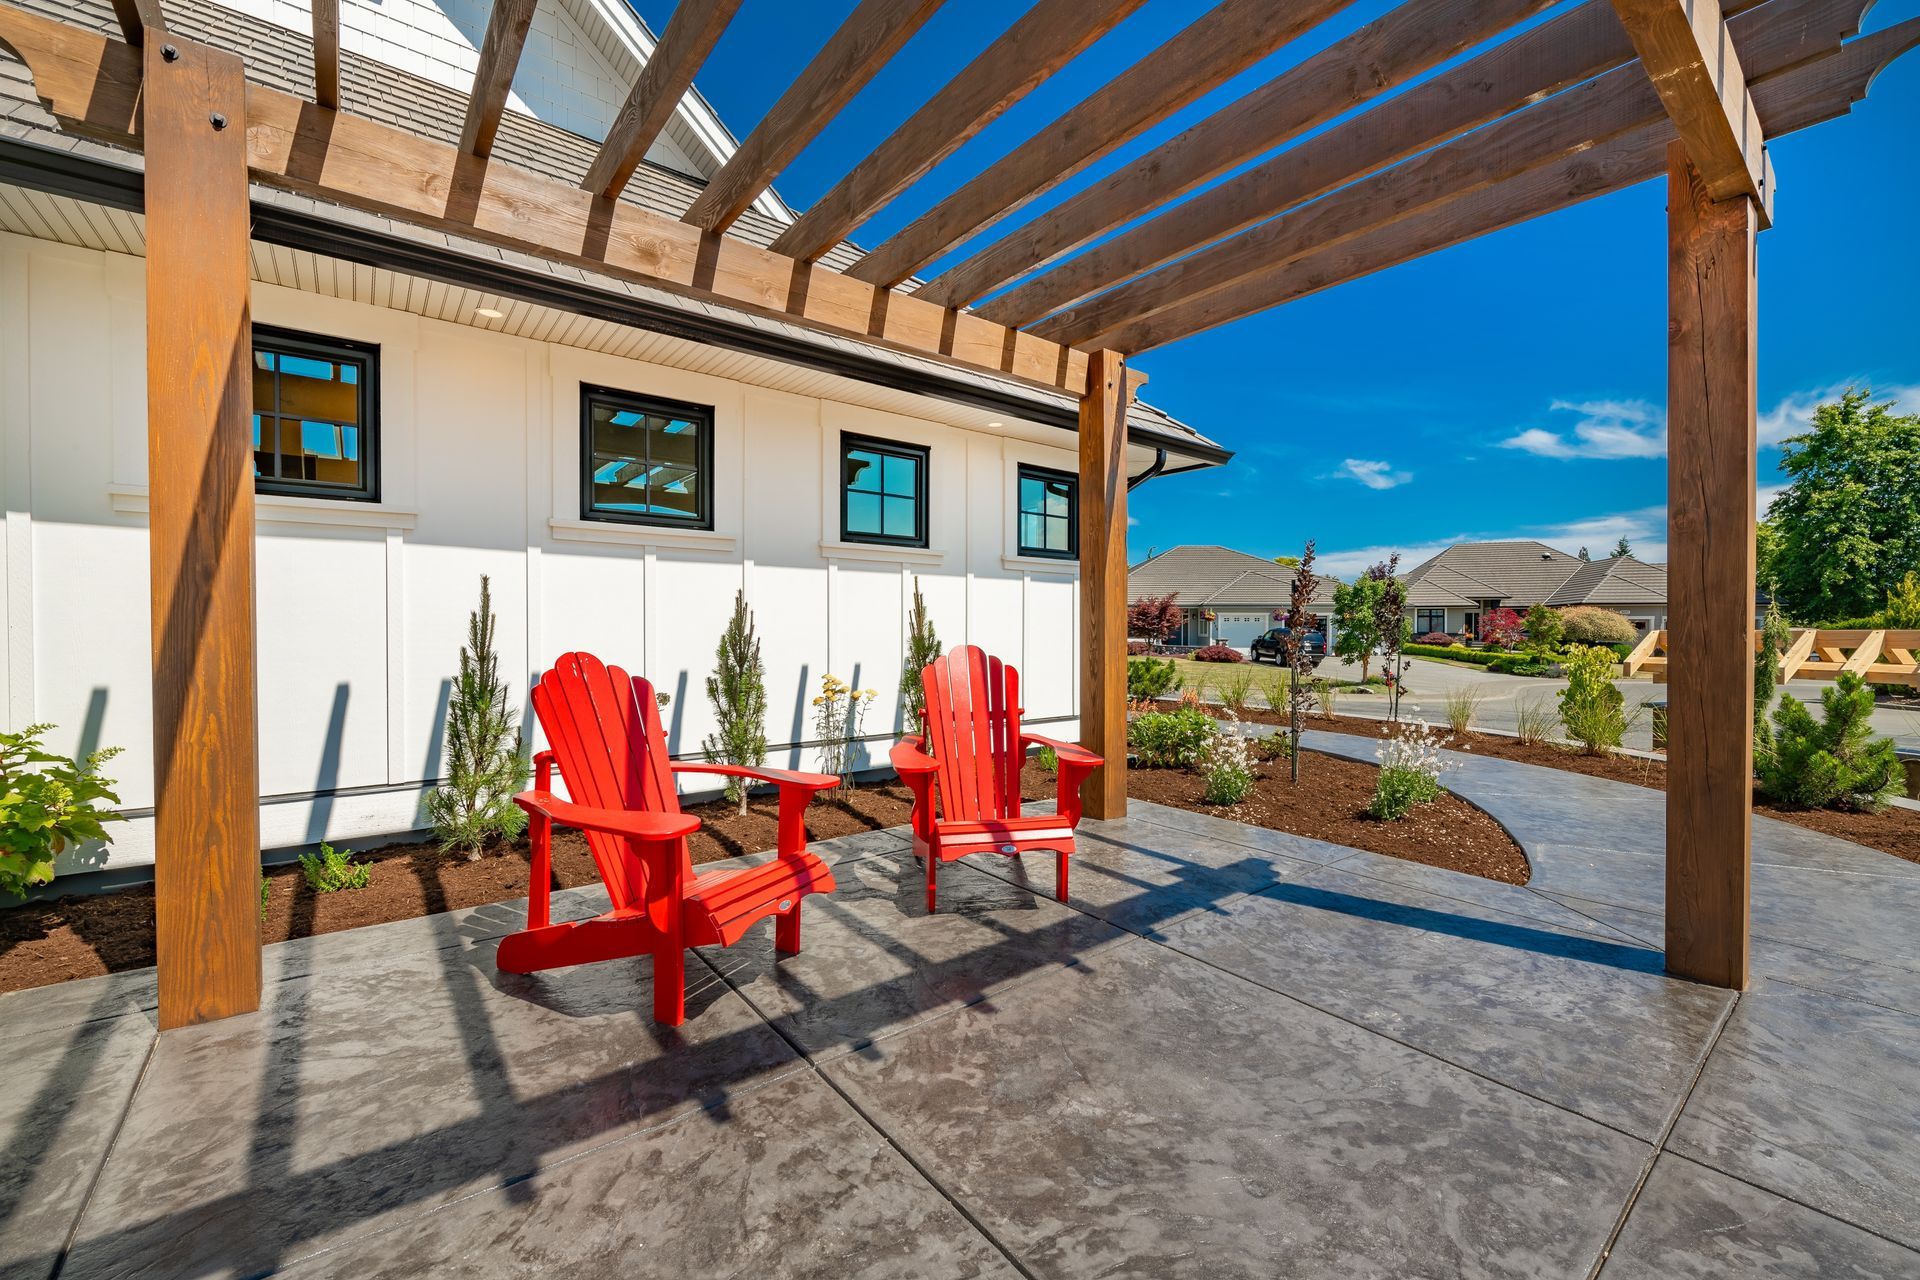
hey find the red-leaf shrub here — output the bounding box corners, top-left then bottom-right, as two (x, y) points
(1478, 608), (1527, 650)
(1128, 593), (1182, 643)
(1414, 631), (1455, 646)
(1127, 639), (1149, 656)
(1192, 645), (1245, 663)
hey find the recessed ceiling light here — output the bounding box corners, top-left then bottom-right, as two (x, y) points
(986, 420), (1003, 427)
(474, 307), (504, 320)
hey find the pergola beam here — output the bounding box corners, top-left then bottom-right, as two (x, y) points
(457, 0), (537, 158)
(312, 0), (339, 110)
(1034, 0), (1862, 349)
(949, 0), (1566, 320)
(1612, 0), (1772, 214)
(108, 0), (160, 47)
(768, 0), (1149, 265)
(0, 2), (1093, 396)
(1664, 140), (1758, 989)
(845, 0), (1360, 290)
(141, 33), (262, 1029)
(680, 0), (946, 234)
(1093, 16), (1916, 352)
(581, 0), (743, 201)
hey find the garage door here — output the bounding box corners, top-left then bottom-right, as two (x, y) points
(1214, 612), (1271, 649)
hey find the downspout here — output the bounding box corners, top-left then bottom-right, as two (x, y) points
(1126, 448), (1169, 491)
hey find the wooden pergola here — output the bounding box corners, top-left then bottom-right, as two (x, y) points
(0, 0), (1912, 1026)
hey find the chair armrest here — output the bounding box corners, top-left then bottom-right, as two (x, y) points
(670, 761), (839, 791)
(1021, 734), (1103, 769)
(890, 738), (938, 774)
(513, 791), (701, 842)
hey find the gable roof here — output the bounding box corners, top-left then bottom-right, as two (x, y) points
(1546, 554), (1668, 606)
(1403, 541), (1587, 606)
(1127, 546), (1338, 607)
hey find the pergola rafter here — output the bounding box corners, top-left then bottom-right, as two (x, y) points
(0, 0), (1911, 1025)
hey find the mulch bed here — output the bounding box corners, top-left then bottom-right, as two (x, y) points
(0, 768), (1051, 997)
(1222, 706), (1920, 867)
(1127, 750), (1531, 885)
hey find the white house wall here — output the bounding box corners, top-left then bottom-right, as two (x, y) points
(0, 232), (1084, 878)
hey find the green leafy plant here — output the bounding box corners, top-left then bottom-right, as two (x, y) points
(1368, 718), (1453, 820)
(298, 842), (371, 893)
(702, 589), (768, 815)
(900, 577), (943, 731)
(1036, 744), (1059, 775)
(1201, 715), (1256, 805)
(1127, 656), (1181, 701)
(1885, 571), (1920, 629)
(1754, 594), (1793, 761)
(1757, 673), (1901, 811)
(1442, 686), (1485, 736)
(1249, 731), (1292, 763)
(812, 674), (877, 789)
(1487, 654), (1551, 676)
(426, 577), (527, 858)
(0, 724), (124, 899)
(1525, 605), (1566, 654)
(1127, 707), (1215, 769)
(1217, 667), (1255, 716)
(260, 875), (271, 920)
(1558, 644), (1633, 754)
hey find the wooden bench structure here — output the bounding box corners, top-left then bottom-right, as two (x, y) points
(1627, 628), (1920, 688)
(0, 0), (1911, 1023)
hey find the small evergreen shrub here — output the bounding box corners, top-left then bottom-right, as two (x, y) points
(1191, 644), (1245, 663)
(1560, 606), (1638, 647)
(1201, 718), (1256, 805)
(1128, 707), (1215, 769)
(1558, 645), (1632, 754)
(900, 577), (943, 731)
(0, 724), (124, 898)
(703, 589), (769, 814)
(426, 576), (527, 858)
(298, 843), (371, 893)
(1127, 656), (1181, 700)
(1757, 673), (1901, 811)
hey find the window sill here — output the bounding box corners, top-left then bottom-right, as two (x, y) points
(1003, 553), (1079, 575)
(548, 518), (737, 553)
(108, 485), (418, 531)
(819, 540), (947, 566)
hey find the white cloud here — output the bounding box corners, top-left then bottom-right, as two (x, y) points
(1500, 399), (1666, 459)
(1757, 383), (1920, 446)
(1331, 458), (1412, 490)
(1315, 537), (1471, 579)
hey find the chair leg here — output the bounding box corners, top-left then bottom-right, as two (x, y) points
(925, 849), (938, 914)
(653, 945), (686, 1027)
(775, 898), (801, 954)
(1056, 848), (1070, 902)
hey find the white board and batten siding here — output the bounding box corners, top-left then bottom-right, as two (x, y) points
(0, 232), (1083, 877)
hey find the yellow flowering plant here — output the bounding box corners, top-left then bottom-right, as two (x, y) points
(812, 674), (877, 789)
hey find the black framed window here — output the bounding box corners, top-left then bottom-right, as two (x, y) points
(581, 386), (714, 529)
(1416, 608), (1448, 634)
(840, 434), (928, 547)
(251, 326), (378, 501)
(1016, 464), (1076, 559)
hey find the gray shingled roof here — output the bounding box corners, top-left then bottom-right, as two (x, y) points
(1128, 546), (1338, 607)
(0, 0), (1226, 463)
(1546, 554), (1668, 606)
(1403, 541), (1589, 607)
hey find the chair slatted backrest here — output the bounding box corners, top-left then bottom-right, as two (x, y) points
(921, 646), (1023, 822)
(530, 652), (688, 912)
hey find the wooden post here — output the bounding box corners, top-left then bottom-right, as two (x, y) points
(145, 36), (263, 1029)
(1079, 348), (1130, 819)
(1664, 141), (1757, 990)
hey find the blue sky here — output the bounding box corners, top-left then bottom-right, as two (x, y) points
(632, 0), (1920, 576)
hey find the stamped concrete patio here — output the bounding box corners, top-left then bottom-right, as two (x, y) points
(5, 736), (1919, 1278)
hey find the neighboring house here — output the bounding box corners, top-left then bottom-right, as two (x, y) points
(1402, 542), (1669, 636)
(1127, 546), (1338, 648)
(0, 0), (1226, 876)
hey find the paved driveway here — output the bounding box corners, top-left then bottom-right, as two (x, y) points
(1304, 656), (1920, 753)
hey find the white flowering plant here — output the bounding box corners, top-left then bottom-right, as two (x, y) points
(1201, 712), (1257, 805)
(1368, 712), (1462, 821)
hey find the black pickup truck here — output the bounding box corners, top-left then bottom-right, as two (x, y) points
(1249, 626), (1327, 665)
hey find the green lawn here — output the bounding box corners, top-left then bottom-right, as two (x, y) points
(1159, 656), (1388, 707)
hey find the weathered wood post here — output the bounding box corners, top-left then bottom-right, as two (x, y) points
(145, 35), (263, 1028)
(1079, 349), (1130, 819)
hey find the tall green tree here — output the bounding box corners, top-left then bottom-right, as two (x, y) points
(1769, 388), (1920, 622)
(1612, 536), (1633, 559)
(703, 590), (768, 815)
(427, 576), (526, 857)
(1331, 568), (1406, 681)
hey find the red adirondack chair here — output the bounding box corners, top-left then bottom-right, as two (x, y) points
(890, 645), (1103, 912)
(498, 652), (839, 1025)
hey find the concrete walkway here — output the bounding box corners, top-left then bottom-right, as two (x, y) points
(3, 748), (1917, 1278)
